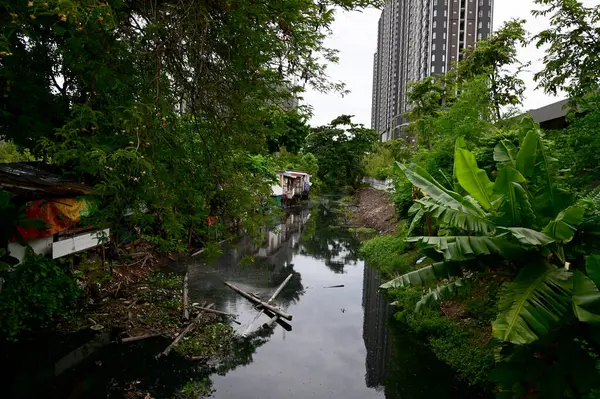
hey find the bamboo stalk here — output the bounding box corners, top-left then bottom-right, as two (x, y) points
(242, 273), (294, 336)
(183, 272), (189, 320)
(224, 282), (292, 320)
(120, 333), (161, 343)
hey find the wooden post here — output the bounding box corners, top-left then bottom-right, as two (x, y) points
(224, 282), (292, 320)
(183, 272), (189, 320)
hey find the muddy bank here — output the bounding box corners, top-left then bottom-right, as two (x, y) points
(348, 187), (397, 234)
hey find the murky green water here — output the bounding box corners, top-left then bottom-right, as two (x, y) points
(3, 198), (486, 398)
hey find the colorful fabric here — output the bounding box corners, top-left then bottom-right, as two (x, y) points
(16, 197), (96, 240)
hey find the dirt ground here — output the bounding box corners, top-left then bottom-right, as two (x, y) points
(349, 187), (397, 234)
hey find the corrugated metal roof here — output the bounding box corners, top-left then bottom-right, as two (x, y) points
(0, 162), (91, 198)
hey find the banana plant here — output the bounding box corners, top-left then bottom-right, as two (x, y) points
(382, 129), (586, 346)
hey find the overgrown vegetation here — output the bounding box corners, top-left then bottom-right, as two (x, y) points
(364, 1), (600, 396)
(0, 252), (82, 340)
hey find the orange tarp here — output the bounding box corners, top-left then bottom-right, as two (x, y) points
(16, 198), (95, 240)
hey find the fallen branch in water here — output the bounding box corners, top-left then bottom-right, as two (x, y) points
(157, 303), (214, 358)
(323, 284), (344, 288)
(224, 282), (292, 321)
(120, 333), (161, 343)
(243, 273), (294, 336)
(194, 306), (241, 325)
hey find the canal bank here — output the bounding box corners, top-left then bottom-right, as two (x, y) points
(3, 199), (486, 398)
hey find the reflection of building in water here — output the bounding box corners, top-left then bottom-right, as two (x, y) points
(257, 208), (310, 258)
(362, 263), (393, 390)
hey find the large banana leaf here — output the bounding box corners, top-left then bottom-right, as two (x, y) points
(493, 166), (535, 227)
(380, 261), (463, 289)
(494, 140), (518, 167)
(416, 197), (495, 234)
(406, 235), (516, 261)
(542, 206), (584, 243)
(454, 146), (495, 211)
(492, 262), (572, 344)
(396, 162), (486, 217)
(498, 227), (555, 246)
(515, 129), (538, 177)
(407, 202), (426, 235)
(587, 255), (600, 287)
(572, 271), (600, 324)
(416, 278), (469, 312)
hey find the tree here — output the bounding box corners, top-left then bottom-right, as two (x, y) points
(267, 112), (311, 154)
(305, 115), (378, 188)
(382, 127), (600, 397)
(0, 0), (383, 249)
(533, 0), (600, 105)
(456, 19), (528, 119)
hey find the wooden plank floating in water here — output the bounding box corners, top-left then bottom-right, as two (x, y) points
(224, 282), (293, 321)
(323, 284), (344, 288)
(243, 273), (294, 336)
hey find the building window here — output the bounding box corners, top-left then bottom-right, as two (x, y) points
(431, 65), (436, 73)
(433, 20), (437, 28)
(434, 9), (437, 17)
(478, 32), (482, 40)
(479, 0), (483, 5)
(488, 21), (491, 28)
(443, 32), (446, 39)
(442, 65), (446, 73)
(478, 21), (482, 28)
(453, 21), (457, 25)
(432, 43), (436, 50)
(444, 21), (447, 28)
(433, 31), (436, 39)
(432, 54), (436, 62)
(488, 9), (491, 17)
(443, 43), (446, 50)
(479, 9), (483, 17)
(444, 9), (447, 17)
(442, 54), (446, 62)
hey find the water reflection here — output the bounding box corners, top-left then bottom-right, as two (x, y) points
(299, 199), (362, 273)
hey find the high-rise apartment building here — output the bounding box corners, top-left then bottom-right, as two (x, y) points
(371, 0), (493, 141)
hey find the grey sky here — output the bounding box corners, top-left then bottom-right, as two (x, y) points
(301, 1), (574, 128)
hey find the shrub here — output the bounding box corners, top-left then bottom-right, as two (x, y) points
(0, 252), (82, 340)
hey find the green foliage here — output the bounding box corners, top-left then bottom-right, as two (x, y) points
(363, 139), (412, 180)
(533, 0), (600, 103)
(0, 252), (82, 341)
(387, 286), (495, 386)
(359, 232), (413, 276)
(0, 141), (35, 163)
(305, 115), (378, 188)
(385, 132), (600, 397)
(0, 0), (380, 253)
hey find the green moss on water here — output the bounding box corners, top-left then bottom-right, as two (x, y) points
(174, 377), (214, 399)
(174, 323), (235, 358)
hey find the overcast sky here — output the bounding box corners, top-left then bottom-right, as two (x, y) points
(301, 1), (570, 127)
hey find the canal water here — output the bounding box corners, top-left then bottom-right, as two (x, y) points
(4, 198), (485, 398)
(184, 198), (484, 398)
